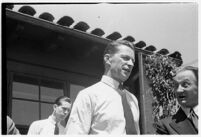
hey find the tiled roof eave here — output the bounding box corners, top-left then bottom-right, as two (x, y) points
(6, 9), (145, 53)
(6, 9), (110, 45)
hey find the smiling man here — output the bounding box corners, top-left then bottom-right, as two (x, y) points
(66, 40), (140, 134)
(154, 66), (198, 134)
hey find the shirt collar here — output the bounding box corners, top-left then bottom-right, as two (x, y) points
(48, 115), (57, 125)
(101, 75), (120, 90)
(181, 106), (190, 117)
(193, 105), (198, 116)
(181, 105), (198, 117)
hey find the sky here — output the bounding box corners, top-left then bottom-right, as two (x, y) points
(12, 3), (198, 67)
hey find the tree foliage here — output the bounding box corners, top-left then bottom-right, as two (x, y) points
(144, 54), (182, 122)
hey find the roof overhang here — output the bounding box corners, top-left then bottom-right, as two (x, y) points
(6, 9), (146, 53)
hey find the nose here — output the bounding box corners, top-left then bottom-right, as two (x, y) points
(65, 109), (69, 113)
(127, 59), (134, 67)
(176, 85), (184, 93)
(63, 111), (68, 116)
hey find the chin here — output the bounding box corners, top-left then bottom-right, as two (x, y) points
(60, 116), (66, 120)
(180, 102), (193, 108)
(120, 78), (127, 83)
(185, 103), (198, 108)
(121, 75), (129, 81)
(178, 101), (186, 107)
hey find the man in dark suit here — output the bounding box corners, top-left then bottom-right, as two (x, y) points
(154, 66), (198, 134)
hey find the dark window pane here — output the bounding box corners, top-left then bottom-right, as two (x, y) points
(41, 86), (64, 102)
(12, 82), (39, 100)
(41, 103), (53, 119)
(12, 99), (39, 125)
(40, 80), (64, 102)
(13, 75), (39, 100)
(70, 84), (85, 102)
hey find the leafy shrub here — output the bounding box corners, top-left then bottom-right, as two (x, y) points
(144, 54), (181, 122)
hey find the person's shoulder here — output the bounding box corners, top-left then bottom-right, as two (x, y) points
(7, 116), (20, 135)
(153, 115), (174, 134)
(153, 115), (175, 131)
(7, 116), (16, 130)
(160, 107), (186, 124)
(7, 116), (14, 124)
(160, 115), (174, 124)
(30, 118), (48, 126)
(78, 81), (102, 95)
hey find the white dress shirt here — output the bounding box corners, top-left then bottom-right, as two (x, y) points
(66, 75), (140, 134)
(193, 105), (198, 117)
(28, 115), (65, 135)
(181, 105), (198, 118)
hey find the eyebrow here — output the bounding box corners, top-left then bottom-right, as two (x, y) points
(174, 79), (192, 84)
(182, 79), (192, 82)
(121, 55), (135, 61)
(62, 107), (71, 110)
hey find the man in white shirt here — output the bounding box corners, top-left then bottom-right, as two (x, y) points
(66, 40), (140, 134)
(155, 66), (198, 134)
(28, 96), (72, 135)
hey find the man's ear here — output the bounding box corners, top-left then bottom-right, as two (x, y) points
(104, 54), (111, 65)
(53, 104), (57, 111)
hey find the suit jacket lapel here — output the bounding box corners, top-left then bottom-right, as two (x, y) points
(169, 108), (197, 134)
(170, 118), (197, 134)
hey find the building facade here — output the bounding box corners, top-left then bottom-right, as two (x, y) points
(3, 4), (181, 134)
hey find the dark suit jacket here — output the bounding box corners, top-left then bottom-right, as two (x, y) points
(154, 108), (198, 134)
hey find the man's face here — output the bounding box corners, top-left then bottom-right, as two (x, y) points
(108, 45), (135, 83)
(54, 100), (71, 120)
(173, 70), (198, 108)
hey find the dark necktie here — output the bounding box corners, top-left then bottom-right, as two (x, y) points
(120, 85), (137, 134)
(54, 123), (59, 135)
(189, 109), (198, 130)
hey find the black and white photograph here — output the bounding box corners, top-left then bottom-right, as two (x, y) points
(1, 1), (199, 135)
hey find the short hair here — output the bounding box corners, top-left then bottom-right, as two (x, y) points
(54, 96), (71, 106)
(103, 40), (135, 57)
(176, 66), (198, 85)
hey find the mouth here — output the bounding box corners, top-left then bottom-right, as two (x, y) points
(122, 68), (131, 73)
(177, 94), (186, 100)
(61, 115), (67, 119)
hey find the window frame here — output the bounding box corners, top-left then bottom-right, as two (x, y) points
(8, 72), (68, 126)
